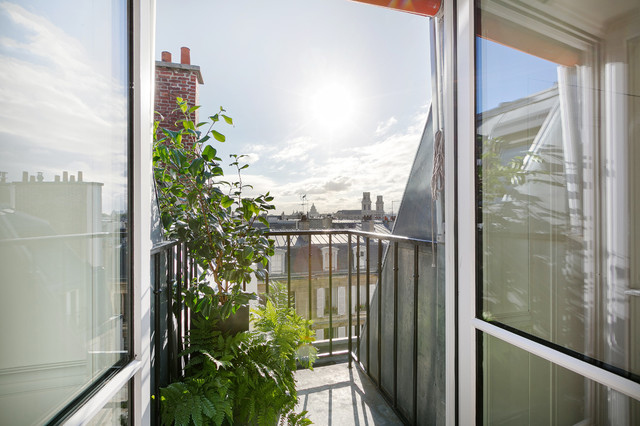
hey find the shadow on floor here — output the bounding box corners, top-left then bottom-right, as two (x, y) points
(294, 362), (403, 426)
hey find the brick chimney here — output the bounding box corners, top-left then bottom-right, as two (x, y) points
(155, 47), (204, 148)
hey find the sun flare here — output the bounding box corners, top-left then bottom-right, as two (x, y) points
(308, 82), (357, 130)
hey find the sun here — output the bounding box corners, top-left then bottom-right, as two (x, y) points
(307, 81), (357, 130)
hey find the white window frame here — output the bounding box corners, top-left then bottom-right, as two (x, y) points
(454, 1), (640, 425)
(62, 0), (155, 424)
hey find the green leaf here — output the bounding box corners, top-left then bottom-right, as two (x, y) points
(212, 130), (226, 142)
(221, 114), (233, 125)
(188, 105), (201, 114)
(242, 246), (254, 260)
(221, 195), (234, 208)
(189, 158), (205, 175)
(201, 397), (217, 419)
(202, 145), (217, 161)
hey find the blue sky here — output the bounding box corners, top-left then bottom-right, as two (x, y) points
(156, 0), (432, 214)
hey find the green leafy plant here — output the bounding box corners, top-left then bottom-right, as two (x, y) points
(159, 282), (316, 425)
(154, 100), (314, 425)
(153, 98), (275, 315)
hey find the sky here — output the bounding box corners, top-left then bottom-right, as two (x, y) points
(0, 0), (129, 213)
(155, 0), (433, 215)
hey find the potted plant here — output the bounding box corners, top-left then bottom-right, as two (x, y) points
(153, 99), (316, 425)
(153, 98), (275, 325)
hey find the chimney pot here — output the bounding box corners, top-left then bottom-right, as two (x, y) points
(22, 171), (28, 182)
(161, 51), (172, 62)
(63, 171), (68, 182)
(55, 175), (60, 182)
(77, 171), (83, 182)
(70, 175), (76, 183)
(180, 47), (191, 65)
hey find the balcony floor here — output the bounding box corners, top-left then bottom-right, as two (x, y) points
(295, 362), (403, 425)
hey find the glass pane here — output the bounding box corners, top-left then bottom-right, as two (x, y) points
(0, 0), (129, 423)
(483, 333), (640, 425)
(477, 0), (640, 379)
(87, 383), (129, 426)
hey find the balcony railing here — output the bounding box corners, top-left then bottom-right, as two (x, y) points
(264, 229), (436, 424)
(150, 229), (439, 424)
(149, 240), (190, 424)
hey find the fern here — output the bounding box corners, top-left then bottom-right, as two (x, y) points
(159, 281), (317, 425)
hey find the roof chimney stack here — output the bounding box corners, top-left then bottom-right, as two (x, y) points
(161, 51), (172, 62)
(180, 47), (191, 65)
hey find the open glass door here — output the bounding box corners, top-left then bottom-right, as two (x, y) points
(475, 0), (640, 423)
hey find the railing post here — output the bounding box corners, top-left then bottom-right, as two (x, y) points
(393, 241), (399, 407)
(153, 252), (161, 422)
(365, 237), (370, 372)
(348, 233), (353, 368)
(308, 233), (312, 324)
(287, 235), (291, 310)
(176, 242), (183, 376)
(377, 238), (382, 388)
(265, 261), (269, 296)
(356, 236), (361, 362)
(413, 244), (419, 424)
(329, 234), (333, 355)
(167, 246), (175, 382)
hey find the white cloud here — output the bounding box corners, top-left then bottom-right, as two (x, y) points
(0, 3), (128, 212)
(269, 136), (316, 163)
(269, 108), (429, 214)
(244, 153), (260, 164)
(244, 143), (274, 154)
(375, 116), (397, 135)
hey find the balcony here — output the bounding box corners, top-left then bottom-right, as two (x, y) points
(150, 228), (444, 425)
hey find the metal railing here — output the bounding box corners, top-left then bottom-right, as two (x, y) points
(264, 229), (435, 424)
(150, 240), (191, 424)
(150, 229), (436, 425)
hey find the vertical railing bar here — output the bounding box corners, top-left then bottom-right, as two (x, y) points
(377, 238), (382, 388)
(348, 233), (353, 368)
(188, 252), (194, 364)
(167, 246), (174, 382)
(265, 260), (270, 297)
(308, 234), (312, 326)
(176, 243), (183, 376)
(413, 244), (419, 424)
(287, 235), (291, 310)
(153, 252), (161, 421)
(182, 244), (188, 369)
(329, 234), (333, 356)
(393, 241), (399, 407)
(356, 236), (361, 361)
(366, 237), (370, 372)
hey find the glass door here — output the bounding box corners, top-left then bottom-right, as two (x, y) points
(475, 0), (640, 423)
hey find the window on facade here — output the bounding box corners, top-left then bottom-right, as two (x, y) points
(321, 246), (338, 271)
(0, 0), (130, 423)
(477, 0), (640, 421)
(269, 249), (285, 275)
(352, 246), (367, 270)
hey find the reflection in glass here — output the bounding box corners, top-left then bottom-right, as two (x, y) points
(476, 0), (639, 405)
(87, 383), (128, 426)
(482, 333), (640, 425)
(0, 0), (128, 423)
